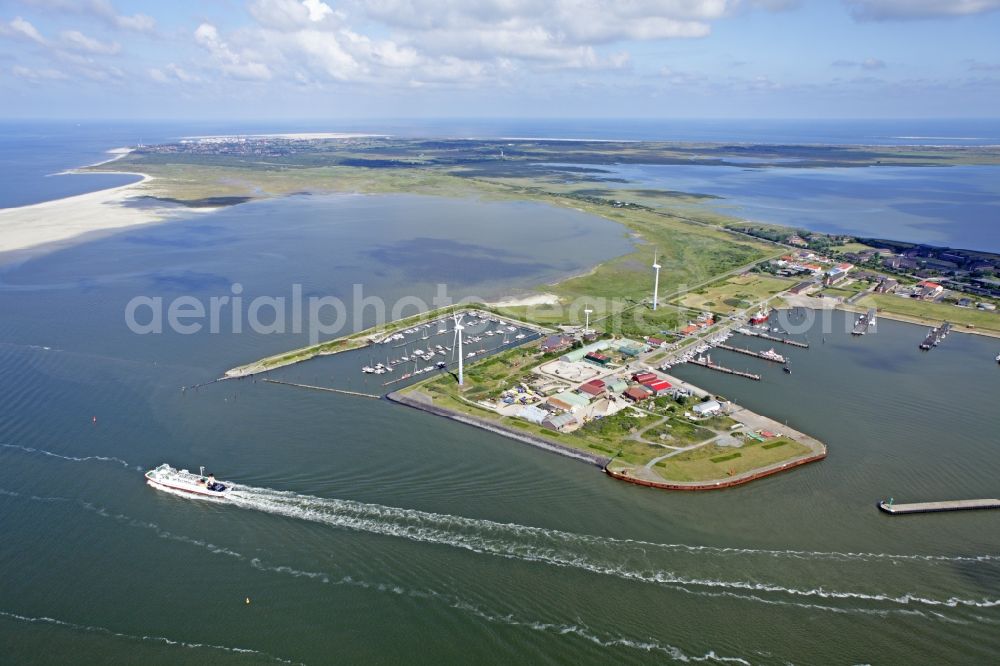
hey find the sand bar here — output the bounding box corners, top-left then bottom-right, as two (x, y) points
(0, 174), (181, 257)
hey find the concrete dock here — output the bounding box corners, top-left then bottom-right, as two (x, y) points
(878, 498), (1000, 515)
(919, 321), (951, 350)
(851, 308), (877, 335)
(687, 357), (761, 380)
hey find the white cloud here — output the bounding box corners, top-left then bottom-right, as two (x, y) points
(194, 22), (272, 80)
(60, 29), (120, 55)
(149, 62), (200, 83)
(10, 64), (67, 80)
(19, 0), (155, 32)
(966, 59), (1000, 71)
(2, 16), (48, 44)
(845, 0), (1000, 20)
(832, 57), (886, 70)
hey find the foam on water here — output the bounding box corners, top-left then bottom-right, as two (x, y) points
(0, 442), (137, 470)
(225, 485), (1000, 611)
(0, 610), (303, 664)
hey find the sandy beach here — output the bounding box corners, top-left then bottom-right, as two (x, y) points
(487, 293), (561, 307)
(0, 173), (182, 257)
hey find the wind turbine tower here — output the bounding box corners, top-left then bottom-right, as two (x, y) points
(451, 313), (465, 386)
(652, 252), (662, 311)
(584, 308), (593, 335)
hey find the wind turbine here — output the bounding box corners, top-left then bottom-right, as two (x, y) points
(451, 313), (465, 385)
(584, 308), (593, 335)
(652, 251), (661, 311)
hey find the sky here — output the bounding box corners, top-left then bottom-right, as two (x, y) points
(1, 0), (999, 119)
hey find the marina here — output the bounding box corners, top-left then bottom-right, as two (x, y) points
(919, 321), (952, 351)
(362, 310), (542, 380)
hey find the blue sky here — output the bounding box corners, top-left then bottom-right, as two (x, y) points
(1, 0), (999, 119)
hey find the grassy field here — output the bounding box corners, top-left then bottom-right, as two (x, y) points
(676, 274), (795, 315)
(652, 437), (811, 482)
(859, 293), (1000, 333)
(641, 418), (715, 446)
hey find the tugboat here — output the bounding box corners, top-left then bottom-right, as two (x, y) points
(145, 464), (230, 500)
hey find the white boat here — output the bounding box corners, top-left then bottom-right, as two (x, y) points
(362, 365), (375, 373)
(145, 464), (230, 500)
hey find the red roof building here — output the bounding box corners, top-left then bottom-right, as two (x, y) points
(632, 371), (657, 383)
(579, 379), (606, 396)
(643, 379), (672, 395)
(624, 386), (651, 402)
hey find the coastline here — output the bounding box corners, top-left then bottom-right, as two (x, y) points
(0, 146), (217, 259)
(0, 173), (169, 256)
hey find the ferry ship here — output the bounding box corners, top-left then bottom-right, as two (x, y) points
(145, 464), (231, 500)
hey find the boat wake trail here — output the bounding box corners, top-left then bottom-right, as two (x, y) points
(0, 442), (138, 470)
(0, 610), (303, 665)
(7, 492), (752, 664)
(226, 485), (1000, 613)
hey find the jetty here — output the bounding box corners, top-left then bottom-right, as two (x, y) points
(852, 308), (877, 335)
(735, 329), (809, 348)
(878, 498), (1000, 515)
(716, 343), (785, 364)
(260, 378), (382, 400)
(687, 357), (761, 380)
(919, 321), (951, 350)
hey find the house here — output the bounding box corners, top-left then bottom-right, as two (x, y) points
(787, 235), (808, 247)
(957, 298), (973, 308)
(691, 399), (722, 416)
(540, 334), (573, 354)
(548, 391), (591, 412)
(679, 324), (700, 336)
(617, 343), (645, 358)
(643, 379), (672, 396)
(875, 277), (898, 294)
(607, 379), (629, 394)
(518, 405), (549, 424)
(562, 340), (610, 363)
(632, 371), (657, 384)
(584, 351), (610, 366)
(646, 336), (666, 348)
(623, 386), (651, 402)
(788, 280), (813, 295)
(579, 379), (606, 397)
(542, 412), (578, 432)
(915, 280), (943, 300)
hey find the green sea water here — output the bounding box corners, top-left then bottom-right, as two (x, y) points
(1, 194), (998, 665)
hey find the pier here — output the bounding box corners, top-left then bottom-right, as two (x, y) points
(735, 329), (809, 348)
(919, 321), (951, 350)
(878, 498), (1000, 515)
(851, 308), (878, 335)
(715, 343), (785, 364)
(260, 378), (382, 400)
(687, 357), (761, 380)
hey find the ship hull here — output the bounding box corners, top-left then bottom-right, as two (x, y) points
(145, 469), (230, 500)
